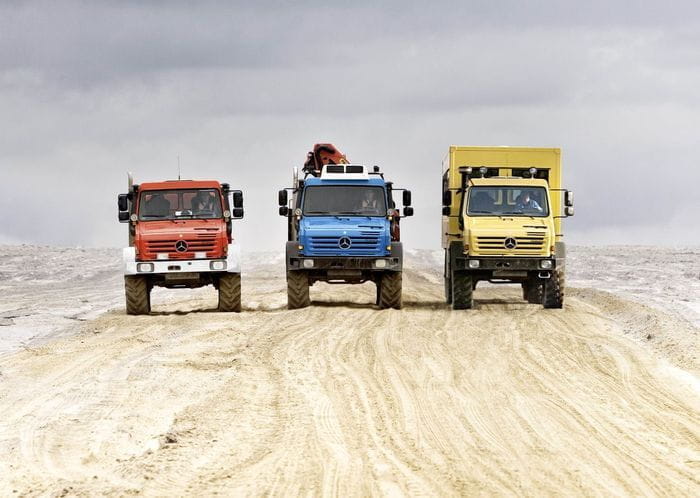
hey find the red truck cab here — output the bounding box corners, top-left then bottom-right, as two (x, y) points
(118, 177), (244, 315)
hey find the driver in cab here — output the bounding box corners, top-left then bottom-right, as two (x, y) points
(515, 191), (543, 213)
(192, 191), (215, 214)
(360, 190), (381, 214)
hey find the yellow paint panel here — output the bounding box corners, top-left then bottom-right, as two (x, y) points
(442, 146), (565, 248)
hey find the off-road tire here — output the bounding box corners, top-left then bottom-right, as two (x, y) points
(444, 250), (453, 304)
(287, 271), (310, 309)
(525, 282), (544, 304)
(375, 276), (382, 306)
(452, 270), (473, 310)
(218, 273), (242, 312)
(378, 271), (402, 309)
(543, 270), (564, 309)
(125, 275), (150, 315)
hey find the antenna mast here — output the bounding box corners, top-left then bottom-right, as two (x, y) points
(178, 155), (181, 180)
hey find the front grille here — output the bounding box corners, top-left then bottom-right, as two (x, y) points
(307, 235), (381, 255)
(145, 234), (218, 258)
(475, 236), (546, 255)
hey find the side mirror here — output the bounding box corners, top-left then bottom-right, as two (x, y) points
(232, 208), (244, 219)
(565, 190), (574, 207)
(565, 206), (574, 217)
(232, 190), (243, 208)
(118, 211), (130, 222)
(118, 193), (128, 212)
(279, 206), (289, 216)
(442, 206), (451, 216)
(403, 206), (414, 217)
(442, 190), (452, 206)
(402, 190), (412, 206)
(278, 189), (288, 206)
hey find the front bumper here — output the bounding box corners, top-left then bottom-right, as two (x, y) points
(123, 243), (241, 275)
(286, 241), (402, 271)
(453, 256), (556, 271)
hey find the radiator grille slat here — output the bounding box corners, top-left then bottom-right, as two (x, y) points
(144, 237), (218, 258)
(308, 235), (382, 255)
(475, 235), (546, 255)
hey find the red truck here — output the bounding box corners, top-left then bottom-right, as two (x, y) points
(118, 174), (244, 314)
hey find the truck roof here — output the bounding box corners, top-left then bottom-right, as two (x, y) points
(470, 177), (550, 188)
(449, 145), (561, 153)
(304, 177), (386, 187)
(139, 180), (222, 190)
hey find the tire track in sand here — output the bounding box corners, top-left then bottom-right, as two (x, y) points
(0, 266), (698, 496)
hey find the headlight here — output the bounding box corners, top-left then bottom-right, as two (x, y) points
(210, 260), (227, 271)
(540, 260), (553, 269)
(375, 259), (387, 268)
(302, 259), (314, 268)
(137, 263), (154, 272)
(468, 260), (480, 269)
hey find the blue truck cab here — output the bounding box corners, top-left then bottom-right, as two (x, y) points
(279, 164), (413, 309)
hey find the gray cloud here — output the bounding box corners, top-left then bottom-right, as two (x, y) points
(1, 1), (699, 248)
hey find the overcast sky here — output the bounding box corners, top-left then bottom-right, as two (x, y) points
(1, 0), (698, 249)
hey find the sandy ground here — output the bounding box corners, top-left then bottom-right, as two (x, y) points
(0, 245), (698, 496)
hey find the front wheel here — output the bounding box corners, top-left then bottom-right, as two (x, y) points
(287, 271), (310, 309)
(543, 270), (564, 309)
(125, 275), (151, 315)
(378, 271), (402, 309)
(452, 271), (473, 310)
(218, 273), (242, 312)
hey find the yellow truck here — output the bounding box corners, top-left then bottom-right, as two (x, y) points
(441, 146), (574, 309)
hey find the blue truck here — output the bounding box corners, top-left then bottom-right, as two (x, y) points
(278, 146), (413, 309)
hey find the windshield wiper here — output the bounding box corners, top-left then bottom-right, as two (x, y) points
(469, 210), (494, 214)
(305, 210), (331, 214)
(140, 214), (167, 219)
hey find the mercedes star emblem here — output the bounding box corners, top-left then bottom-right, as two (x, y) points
(338, 237), (352, 249)
(175, 240), (188, 252)
(504, 237), (517, 249)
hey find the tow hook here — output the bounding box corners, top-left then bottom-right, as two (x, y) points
(538, 271), (551, 279)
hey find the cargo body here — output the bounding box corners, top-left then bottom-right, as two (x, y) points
(441, 146), (574, 309)
(118, 176), (245, 315)
(279, 146), (413, 309)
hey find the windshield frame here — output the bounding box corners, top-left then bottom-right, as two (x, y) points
(466, 186), (550, 218)
(302, 185), (388, 217)
(137, 188), (223, 221)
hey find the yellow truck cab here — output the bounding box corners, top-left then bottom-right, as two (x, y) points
(441, 146), (574, 309)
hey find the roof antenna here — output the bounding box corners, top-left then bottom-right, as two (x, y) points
(178, 155), (181, 180)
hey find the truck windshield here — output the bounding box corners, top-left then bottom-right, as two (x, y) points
(303, 186), (387, 216)
(138, 189), (223, 220)
(467, 186), (549, 217)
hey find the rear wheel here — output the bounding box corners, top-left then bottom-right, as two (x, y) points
(287, 271), (310, 309)
(218, 273), (242, 312)
(525, 281), (544, 304)
(543, 270), (564, 308)
(378, 271), (402, 309)
(452, 271), (473, 310)
(125, 275), (150, 315)
(444, 250), (453, 304)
